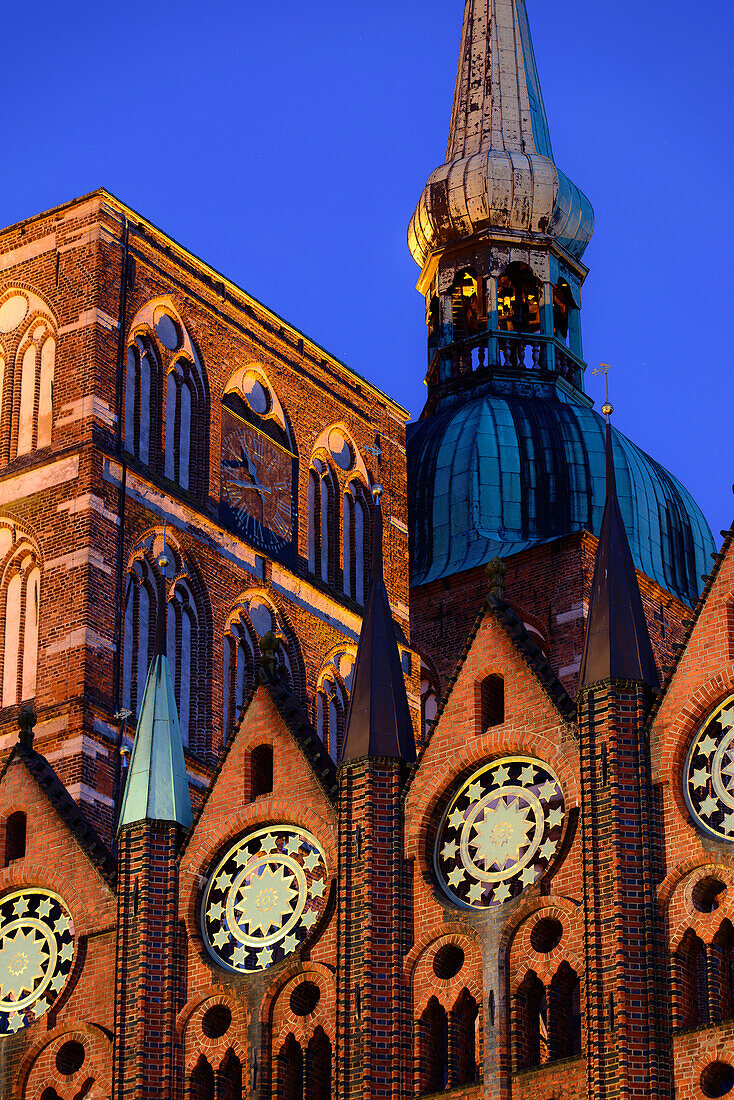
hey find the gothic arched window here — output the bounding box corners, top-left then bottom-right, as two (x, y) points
(316, 673), (348, 760)
(675, 930), (709, 1030)
(165, 359), (201, 491)
(549, 962), (582, 1059)
(1, 546), (41, 708)
(15, 319), (55, 456)
(308, 460), (336, 584)
(216, 1051), (243, 1100)
(277, 1035), (303, 1100)
(306, 1028), (332, 1100)
(711, 921), (734, 1023)
(122, 558), (157, 718)
(451, 989), (479, 1085)
(514, 971), (547, 1070)
(124, 337), (159, 466)
(418, 998), (449, 1094)
(222, 610), (256, 741)
(189, 1055), (215, 1100)
(167, 580), (201, 749)
(343, 481), (371, 605)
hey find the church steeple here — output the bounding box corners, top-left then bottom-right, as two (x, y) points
(579, 415), (659, 691)
(446, 0), (553, 162)
(408, 0), (594, 413)
(339, 490), (416, 764)
(117, 557), (192, 832)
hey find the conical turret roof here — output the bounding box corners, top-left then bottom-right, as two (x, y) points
(579, 420), (659, 690)
(118, 574), (193, 831)
(340, 498), (416, 765)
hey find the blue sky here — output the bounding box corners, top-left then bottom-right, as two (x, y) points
(4, 0), (733, 541)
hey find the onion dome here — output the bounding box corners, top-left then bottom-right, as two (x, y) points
(408, 0), (594, 268)
(408, 391), (715, 608)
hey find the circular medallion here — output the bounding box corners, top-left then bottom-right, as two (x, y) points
(242, 375), (270, 416)
(434, 758), (565, 909)
(201, 826), (328, 973)
(153, 309), (180, 351)
(0, 295), (28, 333)
(327, 429), (353, 471)
(684, 696), (734, 841)
(0, 890), (75, 1035)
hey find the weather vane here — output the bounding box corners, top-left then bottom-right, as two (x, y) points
(364, 433), (384, 501)
(592, 362), (614, 420)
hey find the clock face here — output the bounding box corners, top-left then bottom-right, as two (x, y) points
(201, 825), (329, 973)
(0, 889), (75, 1035)
(434, 757), (565, 910)
(684, 695), (734, 841)
(220, 407), (295, 557)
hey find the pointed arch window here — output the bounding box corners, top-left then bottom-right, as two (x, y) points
(316, 675), (348, 760)
(167, 581), (200, 749)
(1, 547), (41, 708)
(514, 971), (548, 1070)
(165, 359), (199, 490)
(15, 320), (55, 456)
(418, 998), (449, 1094)
(711, 921), (734, 1023)
(125, 337), (159, 466)
(189, 1055), (215, 1100)
(223, 611), (256, 741)
(309, 459), (336, 584)
(343, 481), (371, 604)
(306, 1028), (332, 1100)
(277, 1035), (303, 1100)
(450, 989), (479, 1085)
(216, 1051), (242, 1100)
(549, 962), (582, 1059)
(122, 558), (156, 718)
(674, 930), (709, 1030)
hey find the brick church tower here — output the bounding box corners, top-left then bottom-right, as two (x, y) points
(0, 0), (732, 1098)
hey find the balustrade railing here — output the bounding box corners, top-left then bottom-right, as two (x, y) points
(426, 330), (585, 393)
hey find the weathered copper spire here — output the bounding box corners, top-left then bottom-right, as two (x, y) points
(408, 0), (594, 269)
(340, 492), (416, 764)
(118, 549), (192, 831)
(579, 421), (659, 690)
(446, 0), (553, 161)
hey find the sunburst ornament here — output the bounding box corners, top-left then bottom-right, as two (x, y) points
(0, 890), (75, 1036)
(435, 758), (565, 909)
(684, 695), (734, 841)
(201, 826), (328, 973)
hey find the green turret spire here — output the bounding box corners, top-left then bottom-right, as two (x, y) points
(117, 559), (192, 832)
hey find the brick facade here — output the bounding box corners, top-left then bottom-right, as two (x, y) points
(0, 37), (731, 1100)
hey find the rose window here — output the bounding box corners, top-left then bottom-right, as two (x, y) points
(685, 696), (734, 842)
(0, 889), (75, 1035)
(201, 825), (328, 973)
(435, 757), (565, 909)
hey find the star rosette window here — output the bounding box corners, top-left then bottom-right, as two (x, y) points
(0, 889), (75, 1036)
(201, 825), (328, 973)
(434, 757), (565, 909)
(684, 696), (734, 841)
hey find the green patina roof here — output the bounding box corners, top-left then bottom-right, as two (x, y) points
(117, 654), (193, 832)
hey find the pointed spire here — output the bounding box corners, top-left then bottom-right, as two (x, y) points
(447, 0), (553, 161)
(339, 489), (416, 765)
(118, 549), (193, 832)
(579, 419), (659, 691)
